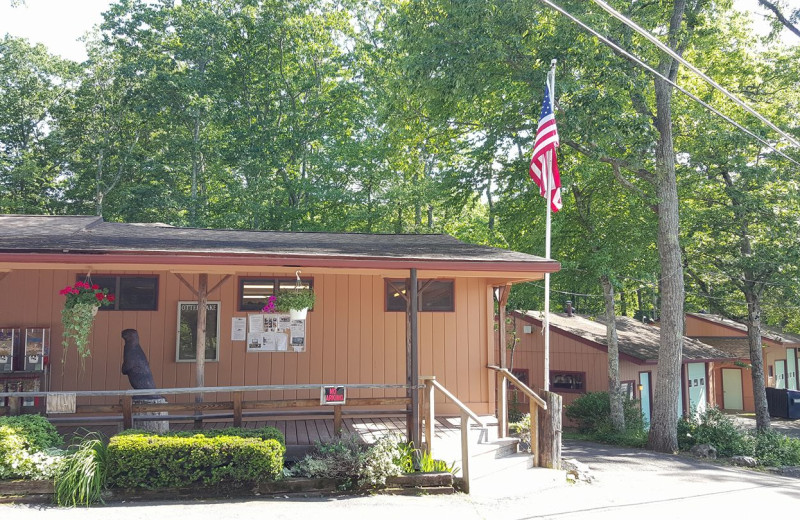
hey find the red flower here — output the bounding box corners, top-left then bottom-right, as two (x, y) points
(59, 288), (69, 295)
(92, 284), (99, 290)
(107, 295), (116, 302)
(95, 293), (105, 301)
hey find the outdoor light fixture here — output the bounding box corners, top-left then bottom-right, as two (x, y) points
(638, 384), (644, 392)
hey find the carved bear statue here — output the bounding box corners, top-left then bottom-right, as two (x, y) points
(121, 329), (157, 390)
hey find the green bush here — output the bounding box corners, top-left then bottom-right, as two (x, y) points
(677, 408), (753, 457)
(0, 415), (63, 451)
(0, 415), (65, 480)
(564, 392), (646, 445)
(754, 430), (800, 466)
(116, 426), (285, 446)
(106, 432), (284, 489)
(287, 435), (402, 488)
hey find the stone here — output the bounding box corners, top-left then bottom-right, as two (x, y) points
(729, 455), (757, 467)
(132, 397), (169, 434)
(562, 458), (594, 483)
(690, 443), (717, 459)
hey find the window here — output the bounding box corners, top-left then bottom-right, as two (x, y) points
(620, 380), (635, 400)
(385, 280), (455, 312)
(78, 275), (158, 311)
(238, 277), (314, 312)
(550, 371), (585, 393)
(176, 301), (220, 362)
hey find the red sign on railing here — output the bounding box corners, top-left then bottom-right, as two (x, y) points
(320, 386), (346, 405)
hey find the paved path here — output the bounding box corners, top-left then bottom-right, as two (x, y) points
(4, 440), (799, 519)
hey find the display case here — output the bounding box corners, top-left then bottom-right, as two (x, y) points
(0, 328), (17, 372)
(24, 328), (49, 372)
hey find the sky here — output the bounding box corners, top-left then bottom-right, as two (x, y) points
(0, 0), (793, 63)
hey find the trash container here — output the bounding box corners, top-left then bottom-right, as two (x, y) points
(765, 387), (789, 419)
(788, 389), (800, 420)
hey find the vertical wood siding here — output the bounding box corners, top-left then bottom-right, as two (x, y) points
(0, 270), (495, 414)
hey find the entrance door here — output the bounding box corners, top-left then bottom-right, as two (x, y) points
(687, 363), (707, 417)
(639, 372), (652, 428)
(775, 360), (786, 389)
(722, 368), (744, 410)
(787, 349), (798, 391)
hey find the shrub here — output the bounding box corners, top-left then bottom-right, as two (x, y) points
(54, 435), (107, 507)
(394, 441), (458, 475)
(116, 426), (285, 446)
(510, 413), (532, 448)
(106, 432), (284, 489)
(754, 430), (800, 466)
(287, 435), (402, 488)
(0, 415), (65, 480)
(677, 408), (753, 457)
(564, 392), (646, 445)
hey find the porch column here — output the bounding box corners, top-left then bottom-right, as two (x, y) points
(497, 284), (511, 438)
(194, 274), (208, 427)
(406, 268), (420, 448)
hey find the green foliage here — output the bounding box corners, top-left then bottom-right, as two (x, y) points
(564, 392), (647, 447)
(287, 435), (402, 488)
(54, 434), (107, 507)
(106, 432), (284, 489)
(393, 441), (458, 475)
(677, 408), (753, 457)
(0, 415), (65, 480)
(274, 289), (316, 312)
(116, 426), (285, 446)
(509, 413), (532, 449)
(753, 429), (800, 467)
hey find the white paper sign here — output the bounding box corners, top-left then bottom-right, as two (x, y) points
(249, 314), (265, 333)
(231, 317), (247, 341)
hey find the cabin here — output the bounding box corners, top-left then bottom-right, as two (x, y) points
(0, 215), (559, 441)
(510, 310), (735, 425)
(685, 312), (800, 413)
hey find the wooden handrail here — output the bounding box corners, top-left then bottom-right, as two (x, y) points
(420, 376), (484, 426)
(487, 365), (547, 409)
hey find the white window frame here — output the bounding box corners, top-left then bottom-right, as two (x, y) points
(176, 301), (221, 362)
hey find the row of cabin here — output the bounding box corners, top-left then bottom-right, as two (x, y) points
(508, 310), (800, 422)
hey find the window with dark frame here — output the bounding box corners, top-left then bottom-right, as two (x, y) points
(385, 279), (455, 312)
(238, 277), (314, 312)
(620, 380), (635, 400)
(77, 275), (158, 311)
(550, 371), (585, 393)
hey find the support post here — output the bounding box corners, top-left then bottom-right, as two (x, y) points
(537, 390), (562, 469)
(333, 405), (343, 436)
(195, 274), (208, 429)
(498, 372), (508, 438)
(497, 285), (510, 438)
(233, 391), (243, 427)
(406, 268), (420, 448)
(424, 377), (435, 454)
(530, 400), (540, 467)
(460, 410), (470, 494)
(122, 395), (133, 430)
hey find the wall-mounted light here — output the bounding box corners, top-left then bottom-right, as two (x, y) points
(638, 384), (644, 393)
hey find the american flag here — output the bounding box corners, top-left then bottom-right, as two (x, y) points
(529, 84), (562, 212)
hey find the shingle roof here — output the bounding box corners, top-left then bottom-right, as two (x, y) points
(0, 215), (557, 271)
(690, 337), (750, 359)
(688, 313), (800, 345)
(518, 311), (735, 362)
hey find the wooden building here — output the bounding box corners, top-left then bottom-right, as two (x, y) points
(0, 215), (559, 424)
(685, 313), (800, 413)
(510, 311), (734, 425)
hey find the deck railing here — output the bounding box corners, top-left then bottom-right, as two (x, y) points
(419, 375), (485, 494)
(0, 383), (419, 434)
(488, 365), (548, 467)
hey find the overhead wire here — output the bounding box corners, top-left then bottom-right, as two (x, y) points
(534, 0), (800, 168)
(591, 0), (800, 149)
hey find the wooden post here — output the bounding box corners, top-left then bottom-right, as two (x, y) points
(498, 372), (508, 438)
(460, 410), (470, 494)
(122, 395), (133, 430)
(537, 390), (562, 469)
(496, 285), (510, 439)
(406, 268), (420, 448)
(333, 405), (343, 436)
(194, 274), (208, 429)
(530, 400), (539, 467)
(424, 377), (435, 454)
(233, 391), (243, 427)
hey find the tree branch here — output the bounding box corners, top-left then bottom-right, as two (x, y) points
(758, 0), (800, 38)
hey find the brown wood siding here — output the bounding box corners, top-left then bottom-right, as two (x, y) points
(0, 270), (494, 414)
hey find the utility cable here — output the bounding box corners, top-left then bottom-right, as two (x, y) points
(535, 0), (800, 167)
(591, 0), (800, 149)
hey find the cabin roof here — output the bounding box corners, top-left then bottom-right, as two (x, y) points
(687, 313), (800, 346)
(516, 311), (735, 363)
(0, 215), (559, 273)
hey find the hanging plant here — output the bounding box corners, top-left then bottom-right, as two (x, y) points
(59, 281), (114, 362)
(275, 289), (316, 320)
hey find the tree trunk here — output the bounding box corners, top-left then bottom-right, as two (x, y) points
(601, 275), (625, 433)
(745, 289), (771, 431)
(95, 148), (104, 217)
(647, 0), (687, 454)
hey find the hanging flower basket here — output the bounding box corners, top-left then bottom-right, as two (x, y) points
(59, 281), (114, 362)
(273, 289), (316, 320)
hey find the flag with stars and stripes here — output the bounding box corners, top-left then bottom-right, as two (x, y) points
(529, 84), (562, 212)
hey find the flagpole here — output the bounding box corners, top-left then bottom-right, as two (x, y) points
(543, 59), (556, 392)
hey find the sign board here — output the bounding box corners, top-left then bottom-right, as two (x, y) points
(46, 393), (77, 414)
(320, 386), (346, 405)
(247, 313), (306, 352)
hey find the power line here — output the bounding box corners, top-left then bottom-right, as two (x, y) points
(535, 0), (800, 167)
(591, 0), (800, 149)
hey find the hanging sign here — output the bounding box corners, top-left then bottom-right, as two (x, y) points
(320, 386), (346, 405)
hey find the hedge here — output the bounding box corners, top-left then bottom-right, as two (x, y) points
(107, 432), (285, 489)
(115, 426), (285, 446)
